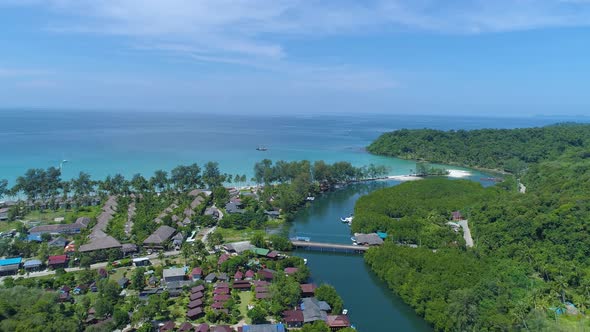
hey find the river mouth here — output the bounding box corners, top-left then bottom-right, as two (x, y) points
(287, 174), (496, 331)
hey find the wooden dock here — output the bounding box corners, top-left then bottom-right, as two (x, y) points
(291, 240), (370, 253)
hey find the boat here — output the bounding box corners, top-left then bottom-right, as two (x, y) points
(306, 196), (315, 201)
(303, 258), (308, 265)
(256, 146), (268, 151)
(291, 236), (311, 242)
(340, 216), (353, 223)
(342, 309), (348, 315)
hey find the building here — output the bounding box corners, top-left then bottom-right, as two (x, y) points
(225, 201), (245, 214)
(163, 267), (186, 283)
(0, 257), (23, 275)
(79, 231), (122, 253)
(118, 277), (129, 288)
(352, 233), (384, 246)
(178, 322), (195, 332)
(132, 257), (151, 267)
(190, 291), (204, 301)
(29, 223), (85, 235)
(241, 324), (286, 332)
(187, 307), (204, 320)
(251, 248), (270, 257)
(300, 283), (317, 297)
(188, 299), (203, 309)
(301, 298), (330, 323)
(224, 241), (254, 254)
(218, 253), (230, 265)
(0, 207), (9, 221)
(205, 272), (217, 283)
(326, 315), (351, 330)
(452, 211), (463, 221)
(284, 267), (298, 275)
(259, 268), (275, 280)
(283, 310), (304, 328)
(191, 267), (203, 281)
(143, 225), (176, 249)
(191, 284), (205, 293)
(48, 237), (67, 248)
(48, 255), (68, 269)
(23, 259), (43, 272)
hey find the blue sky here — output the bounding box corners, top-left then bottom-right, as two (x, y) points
(1, 0), (589, 116)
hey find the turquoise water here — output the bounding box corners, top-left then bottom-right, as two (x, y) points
(0, 110), (560, 186)
(0, 110), (568, 330)
(289, 175), (494, 332)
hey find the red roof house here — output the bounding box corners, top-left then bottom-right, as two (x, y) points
(48, 255), (68, 269)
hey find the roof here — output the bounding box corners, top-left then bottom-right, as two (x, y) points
(195, 324), (209, 332)
(160, 321), (176, 332)
(211, 302), (226, 309)
(224, 241), (254, 254)
(283, 310), (304, 323)
(326, 315), (351, 328)
(191, 285), (205, 293)
(300, 283), (316, 294)
(211, 326), (233, 332)
(191, 267), (202, 276)
(266, 251), (279, 258)
(259, 269), (275, 280)
(29, 223), (83, 234)
(353, 233), (384, 246)
(245, 270), (255, 278)
(27, 234), (42, 242)
(242, 324), (285, 332)
(234, 271), (243, 279)
(190, 292), (204, 300)
(179, 322), (194, 332)
(163, 267), (186, 279)
(79, 232), (122, 252)
(188, 299), (203, 308)
(187, 307), (204, 318)
(121, 243), (138, 253)
(218, 254), (230, 265)
(23, 259), (42, 267)
(75, 217), (92, 228)
(301, 298), (328, 323)
(377, 231), (388, 239)
(205, 272), (217, 281)
(144, 225), (176, 245)
(48, 237), (67, 247)
(251, 248), (270, 256)
(255, 292), (270, 299)
(48, 255), (68, 265)
(213, 294), (230, 301)
(284, 267), (298, 275)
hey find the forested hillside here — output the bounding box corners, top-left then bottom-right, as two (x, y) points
(361, 124), (590, 331)
(367, 124), (590, 173)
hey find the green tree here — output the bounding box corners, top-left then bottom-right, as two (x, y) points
(132, 267), (146, 291)
(251, 232), (266, 248)
(247, 305), (268, 324)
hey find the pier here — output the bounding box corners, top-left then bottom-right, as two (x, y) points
(291, 240), (369, 253)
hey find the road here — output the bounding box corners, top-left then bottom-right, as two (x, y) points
(0, 249), (183, 282)
(457, 220), (474, 247)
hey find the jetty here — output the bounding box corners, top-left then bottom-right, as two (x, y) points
(291, 240), (369, 253)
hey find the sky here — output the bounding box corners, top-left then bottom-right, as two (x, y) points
(0, 0), (589, 116)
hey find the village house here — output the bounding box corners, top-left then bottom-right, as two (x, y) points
(300, 283), (317, 297)
(452, 211), (463, 221)
(48, 255), (68, 269)
(23, 259), (43, 272)
(326, 315), (352, 330)
(205, 272), (217, 283)
(283, 310), (304, 328)
(191, 267), (203, 281)
(163, 267), (186, 283)
(0, 257), (21, 276)
(143, 225), (176, 250)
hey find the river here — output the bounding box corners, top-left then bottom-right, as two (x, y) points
(288, 174), (495, 331)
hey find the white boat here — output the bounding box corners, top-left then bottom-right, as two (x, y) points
(303, 258), (308, 265)
(342, 309), (348, 315)
(340, 216), (353, 223)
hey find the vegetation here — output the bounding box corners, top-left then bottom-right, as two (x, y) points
(362, 124), (590, 331)
(368, 123), (590, 174)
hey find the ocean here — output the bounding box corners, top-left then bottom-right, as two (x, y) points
(0, 110), (563, 186)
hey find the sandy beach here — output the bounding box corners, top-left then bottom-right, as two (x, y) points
(446, 169), (472, 178)
(386, 175), (423, 181)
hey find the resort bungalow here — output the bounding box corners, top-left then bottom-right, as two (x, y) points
(178, 322), (194, 332)
(188, 299), (203, 309)
(225, 201), (245, 214)
(241, 324), (286, 332)
(244, 270), (255, 280)
(211, 326), (234, 332)
(121, 243), (138, 256)
(326, 315), (351, 330)
(191, 267), (203, 281)
(190, 291), (204, 301)
(300, 283), (317, 297)
(284, 267), (298, 275)
(217, 272), (229, 282)
(48, 255), (68, 269)
(259, 268), (275, 280)
(29, 223), (85, 236)
(78, 232), (122, 253)
(163, 267), (186, 283)
(283, 310), (304, 328)
(224, 241), (254, 254)
(218, 253), (230, 265)
(23, 259), (43, 272)
(143, 225), (176, 250)
(0, 257), (21, 276)
(234, 271), (243, 280)
(195, 323), (209, 332)
(191, 284), (205, 293)
(187, 307), (204, 320)
(233, 280), (251, 291)
(159, 321), (176, 332)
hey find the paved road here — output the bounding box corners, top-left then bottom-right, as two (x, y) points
(457, 220), (474, 247)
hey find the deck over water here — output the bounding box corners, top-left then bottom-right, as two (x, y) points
(291, 240), (369, 253)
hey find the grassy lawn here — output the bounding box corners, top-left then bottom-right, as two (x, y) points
(215, 228), (259, 242)
(109, 266), (133, 282)
(0, 221), (22, 233)
(238, 291), (252, 324)
(23, 206), (101, 224)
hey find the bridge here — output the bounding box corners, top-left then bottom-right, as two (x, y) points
(290, 240), (370, 253)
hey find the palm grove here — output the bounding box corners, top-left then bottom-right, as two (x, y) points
(360, 124), (590, 331)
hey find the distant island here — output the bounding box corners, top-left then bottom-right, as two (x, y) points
(360, 123), (590, 331)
